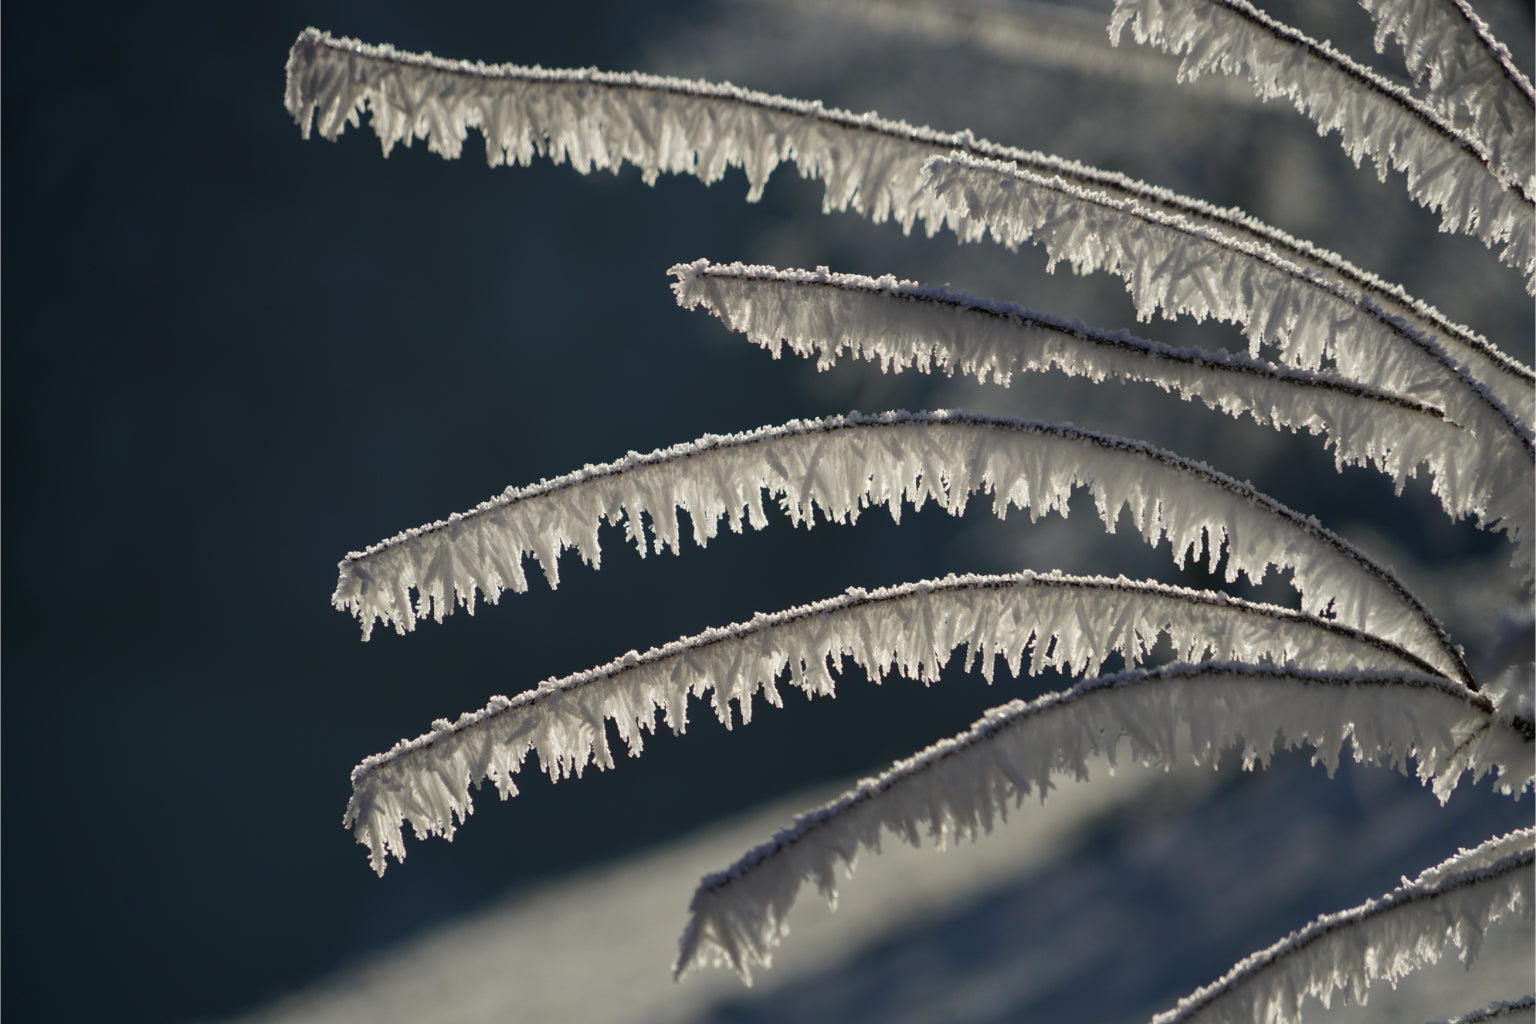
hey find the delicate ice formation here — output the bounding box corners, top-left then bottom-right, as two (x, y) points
(284, 28), (1532, 425)
(332, 411), (1468, 681)
(672, 259), (1529, 549)
(344, 571), (1439, 873)
(1151, 833), (1534, 1023)
(1109, 0), (1535, 287)
(923, 151), (1530, 453)
(674, 664), (1532, 982)
(1413, 827), (1536, 889)
(922, 152), (1535, 570)
(1358, 0), (1535, 192)
(1429, 994), (1536, 1024)
(292, 6), (1536, 1014)
(807, 0), (1262, 103)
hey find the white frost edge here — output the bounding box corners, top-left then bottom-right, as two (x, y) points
(671, 258), (1529, 551)
(344, 571), (1439, 874)
(1412, 826), (1536, 889)
(673, 663), (1531, 983)
(921, 150), (1535, 518)
(331, 410), (1468, 682)
(283, 27), (1534, 422)
(1108, 0), (1535, 285)
(1358, 0), (1535, 192)
(1427, 992), (1536, 1024)
(758, 0), (1264, 104)
(1152, 836), (1535, 1023)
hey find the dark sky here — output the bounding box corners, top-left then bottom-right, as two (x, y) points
(4, 2), (1532, 1022)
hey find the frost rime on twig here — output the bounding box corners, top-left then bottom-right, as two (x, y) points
(332, 411), (1469, 682)
(922, 151), (1536, 540)
(1358, 0), (1536, 193)
(671, 259), (1528, 548)
(777, 0), (1263, 104)
(284, 28), (1534, 424)
(344, 572), (1438, 873)
(1430, 994), (1536, 1024)
(673, 665), (1533, 983)
(1108, 0), (1535, 284)
(1151, 833), (1535, 1024)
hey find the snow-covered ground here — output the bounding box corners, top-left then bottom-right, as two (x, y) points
(227, 750), (1532, 1024)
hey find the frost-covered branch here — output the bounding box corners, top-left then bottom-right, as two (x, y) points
(672, 259), (1528, 546)
(1109, 0), (1535, 280)
(764, 0), (1262, 104)
(674, 664), (1533, 982)
(284, 27), (1533, 421)
(332, 410), (1469, 682)
(923, 151), (1536, 499)
(1430, 994), (1536, 1024)
(1413, 827), (1536, 888)
(1152, 833), (1535, 1023)
(1358, 0), (1535, 193)
(344, 571), (1437, 873)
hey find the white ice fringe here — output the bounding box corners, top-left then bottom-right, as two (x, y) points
(1108, 0), (1535, 286)
(790, 0), (1262, 104)
(1357, 0), (1535, 194)
(1412, 826), (1536, 889)
(922, 151), (1536, 524)
(283, 28), (1532, 425)
(1151, 834), (1535, 1024)
(344, 571), (1438, 874)
(673, 663), (1533, 983)
(1429, 994), (1536, 1024)
(331, 411), (1468, 681)
(672, 259), (1528, 548)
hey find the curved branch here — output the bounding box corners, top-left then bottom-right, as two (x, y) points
(332, 411), (1469, 683)
(763, 0), (1265, 104)
(1358, 0), (1535, 191)
(674, 664), (1532, 982)
(343, 571), (1436, 873)
(284, 28), (1534, 421)
(1154, 836), (1535, 1023)
(1429, 994), (1536, 1024)
(672, 259), (1528, 547)
(1109, 0), (1535, 280)
(922, 150), (1535, 536)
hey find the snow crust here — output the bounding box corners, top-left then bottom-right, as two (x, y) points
(1358, 0), (1535, 194)
(283, 28), (1533, 425)
(922, 152), (1534, 563)
(1109, 0), (1535, 288)
(1151, 832), (1535, 1023)
(672, 259), (1524, 550)
(673, 664), (1532, 983)
(331, 411), (1467, 681)
(344, 572), (1437, 874)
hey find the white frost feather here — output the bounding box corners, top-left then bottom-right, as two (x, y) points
(786, 0), (1263, 104)
(332, 411), (1468, 681)
(922, 150), (1535, 530)
(1108, 0), (1535, 285)
(344, 572), (1438, 874)
(1357, 0), (1535, 193)
(1151, 835), (1535, 1023)
(672, 259), (1528, 549)
(674, 663), (1532, 982)
(1428, 994), (1536, 1024)
(1412, 827), (1536, 889)
(284, 28), (1532, 425)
